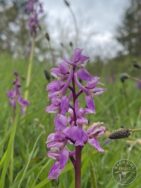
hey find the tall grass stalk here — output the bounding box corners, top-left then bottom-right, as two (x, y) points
(18, 132), (44, 188)
(0, 113), (19, 188)
(90, 162), (97, 188)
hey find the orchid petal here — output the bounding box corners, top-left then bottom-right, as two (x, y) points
(48, 162), (61, 179)
(77, 68), (92, 81)
(85, 96), (95, 114)
(54, 114), (68, 131)
(64, 126), (88, 146)
(93, 87), (105, 95)
(60, 96), (69, 115)
(88, 138), (104, 152)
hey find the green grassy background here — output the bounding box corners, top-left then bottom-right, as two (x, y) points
(0, 53), (141, 188)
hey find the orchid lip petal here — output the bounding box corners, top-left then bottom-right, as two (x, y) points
(63, 126), (88, 146)
(48, 162), (60, 179)
(54, 114), (68, 131)
(48, 149), (69, 179)
(88, 138), (104, 152)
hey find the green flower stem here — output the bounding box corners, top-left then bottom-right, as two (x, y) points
(131, 128), (141, 132)
(9, 146), (14, 184)
(75, 146), (82, 188)
(24, 38), (35, 101)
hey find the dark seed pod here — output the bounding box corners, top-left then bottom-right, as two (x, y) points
(69, 41), (73, 47)
(120, 73), (129, 83)
(60, 42), (64, 47)
(133, 63), (141, 69)
(45, 32), (50, 41)
(64, 0), (70, 7)
(109, 128), (131, 139)
(14, 72), (19, 77)
(44, 70), (51, 81)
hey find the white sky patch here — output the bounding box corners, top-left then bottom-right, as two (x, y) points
(92, 32), (113, 44)
(41, 0), (130, 58)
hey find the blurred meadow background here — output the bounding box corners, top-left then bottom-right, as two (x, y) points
(1, 0), (141, 187)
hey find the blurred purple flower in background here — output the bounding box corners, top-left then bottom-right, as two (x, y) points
(25, 0), (43, 36)
(7, 72), (29, 113)
(46, 49), (106, 180)
(136, 80), (141, 89)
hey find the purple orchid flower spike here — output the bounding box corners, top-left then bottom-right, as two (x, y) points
(46, 49), (106, 187)
(7, 72), (29, 113)
(25, 0), (43, 36)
